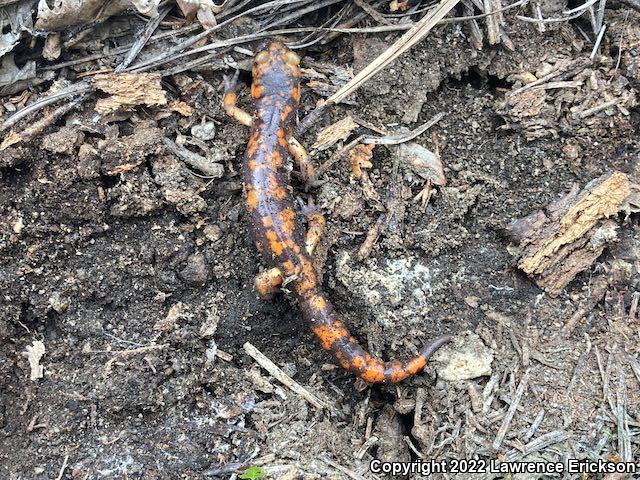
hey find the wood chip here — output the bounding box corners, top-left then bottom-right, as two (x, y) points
(311, 116), (358, 151)
(507, 172), (631, 296)
(348, 143), (374, 178)
(94, 73), (167, 114)
(168, 100), (194, 116)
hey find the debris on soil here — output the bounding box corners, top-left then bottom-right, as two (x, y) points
(348, 143), (374, 178)
(392, 141), (446, 185)
(243, 342), (330, 411)
(1, 0), (640, 478)
(93, 73), (167, 114)
(433, 331), (494, 382)
(35, 0), (159, 31)
(312, 115), (358, 151)
(506, 172), (632, 296)
(497, 56), (638, 140)
(336, 252), (447, 355)
(22, 340), (46, 381)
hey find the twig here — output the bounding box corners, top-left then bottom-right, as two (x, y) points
(575, 96), (622, 119)
(327, 0), (461, 105)
(361, 113), (444, 145)
(1, 82), (91, 131)
(163, 138), (223, 177)
(116, 6), (172, 72)
(505, 431), (569, 461)
(482, 373), (500, 413)
(590, 24), (607, 59)
(320, 455), (369, 480)
(493, 370), (530, 450)
(511, 58), (590, 95)
(484, 0), (501, 44)
(595, 0), (607, 33)
(523, 409), (545, 441)
(615, 365), (632, 462)
(628, 355), (640, 386)
(562, 276), (608, 334)
(55, 455), (69, 480)
(312, 135), (364, 181)
(1, 94), (88, 149)
(354, 0), (392, 25)
(243, 342), (331, 410)
(358, 214), (386, 261)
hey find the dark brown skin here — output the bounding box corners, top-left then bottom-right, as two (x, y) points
(223, 41), (451, 383)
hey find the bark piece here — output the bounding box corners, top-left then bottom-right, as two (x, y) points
(94, 73), (167, 114)
(507, 172), (631, 296)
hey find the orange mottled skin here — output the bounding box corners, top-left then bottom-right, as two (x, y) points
(225, 42), (451, 383)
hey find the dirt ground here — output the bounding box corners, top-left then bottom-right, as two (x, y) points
(1, 3), (639, 480)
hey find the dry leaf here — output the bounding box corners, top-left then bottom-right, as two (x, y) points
(35, 0), (159, 31)
(0, 52), (35, 95)
(312, 116), (357, 151)
(23, 340), (45, 381)
(0, 0), (33, 57)
(176, 0), (217, 28)
(393, 142), (446, 185)
(94, 73), (167, 113)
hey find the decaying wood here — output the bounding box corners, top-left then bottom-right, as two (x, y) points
(506, 172), (632, 296)
(93, 73), (167, 113)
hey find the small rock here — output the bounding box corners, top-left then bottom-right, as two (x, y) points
(203, 225), (222, 242)
(12, 217), (24, 234)
(191, 122), (216, 141)
(561, 143), (580, 161)
(433, 331), (493, 382)
(179, 253), (210, 285)
(48, 291), (69, 313)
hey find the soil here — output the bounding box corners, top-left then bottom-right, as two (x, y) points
(1, 4), (639, 480)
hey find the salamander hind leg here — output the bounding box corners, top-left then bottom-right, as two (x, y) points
(254, 267), (284, 300)
(223, 70), (253, 127)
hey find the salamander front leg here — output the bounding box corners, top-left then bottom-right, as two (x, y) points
(254, 267), (284, 300)
(223, 71), (253, 127)
(288, 137), (314, 183)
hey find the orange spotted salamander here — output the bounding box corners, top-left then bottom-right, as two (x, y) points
(223, 41), (451, 383)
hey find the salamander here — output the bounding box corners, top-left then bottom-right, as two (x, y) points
(223, 41), (451, 383)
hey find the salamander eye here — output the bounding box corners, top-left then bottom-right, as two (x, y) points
(284, 51), (300, 66)
(255, 51), (270, 64)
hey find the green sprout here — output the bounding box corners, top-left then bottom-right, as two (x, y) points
(239, 466), (266, 480)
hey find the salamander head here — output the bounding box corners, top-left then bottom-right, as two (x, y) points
(251, 41), (301, 103)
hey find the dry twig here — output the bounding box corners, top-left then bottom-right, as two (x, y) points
(243, 342), (331, 410)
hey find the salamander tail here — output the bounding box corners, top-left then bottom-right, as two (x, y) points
(299, 290), (451, 383)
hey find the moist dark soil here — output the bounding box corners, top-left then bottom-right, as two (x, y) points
(1, 6), (639, 480)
